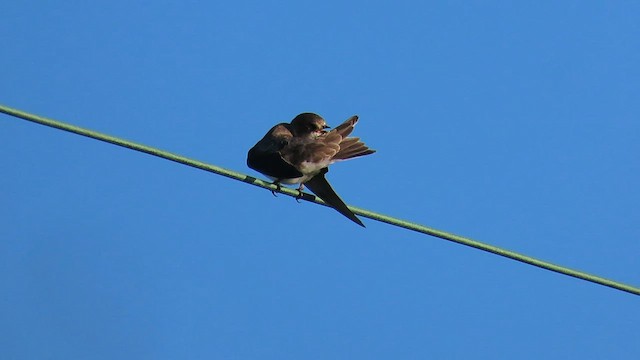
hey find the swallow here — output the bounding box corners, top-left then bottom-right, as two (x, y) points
(247, 113), (375, 226)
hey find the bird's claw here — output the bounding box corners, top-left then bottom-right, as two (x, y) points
(271, 181), (282, 197)
(295, 184), (305, 203)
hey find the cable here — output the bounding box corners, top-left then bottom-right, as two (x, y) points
(2, 103), (638, 296)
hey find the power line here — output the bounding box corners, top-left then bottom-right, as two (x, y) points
(2, 103), (638, 296)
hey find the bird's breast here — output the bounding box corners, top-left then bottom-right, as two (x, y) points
(267, 175), (304, 185)
(298, 160), (330, 175)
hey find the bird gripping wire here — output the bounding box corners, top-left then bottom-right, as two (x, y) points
(1, 103), (638, 296)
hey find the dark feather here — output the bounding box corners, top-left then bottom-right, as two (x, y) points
(247, 123), (304, 179)
(304, 171), (365, 227)
(247, 147), (303, 179)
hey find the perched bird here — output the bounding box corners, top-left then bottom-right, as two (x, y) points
(247, 113), (375, 226)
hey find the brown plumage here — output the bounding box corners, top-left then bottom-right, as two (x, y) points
(280, 115), (374, 174)
(247, 113), (375, 226)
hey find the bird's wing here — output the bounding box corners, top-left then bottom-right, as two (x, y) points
(247, 124), (304, 179)
(328, 116), (376, 161)
(280, 115), (374, 171)
(304, 170), (365, 227)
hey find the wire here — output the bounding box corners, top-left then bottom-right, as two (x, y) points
(2, 103), (638, 296)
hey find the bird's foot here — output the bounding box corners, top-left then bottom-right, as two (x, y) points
(295, 184), (305, 203)
(271, 181), (282, 197)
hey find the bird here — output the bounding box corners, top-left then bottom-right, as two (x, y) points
(247, 113), (375, 226)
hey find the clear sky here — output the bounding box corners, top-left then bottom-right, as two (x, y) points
(2, 1), (639, 359)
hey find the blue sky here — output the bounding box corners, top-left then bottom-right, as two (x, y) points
(2, 1), (639, 359)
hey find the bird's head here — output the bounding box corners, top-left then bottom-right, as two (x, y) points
(290, 113), (330, 136)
